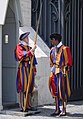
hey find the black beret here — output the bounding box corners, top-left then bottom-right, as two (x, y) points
(50, 33), (62, 42)
(20, 32), (30, 40)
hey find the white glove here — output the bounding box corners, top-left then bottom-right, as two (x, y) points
(30, 44), (37, 55)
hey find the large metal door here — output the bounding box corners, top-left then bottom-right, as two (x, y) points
(2, 5), (17, 104)
(64, 0), (83, 100)
(31, 0), (83, 100)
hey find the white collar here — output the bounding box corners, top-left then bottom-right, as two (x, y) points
(19, 41), (29, 46)
(57, 41), (63, 48)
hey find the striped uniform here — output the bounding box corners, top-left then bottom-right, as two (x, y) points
(49, 45), (72, 100)
(14, 44), (37, 93)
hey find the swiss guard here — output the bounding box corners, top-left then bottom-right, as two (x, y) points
(14, 32), (37, 112)
(49, 33), (73, 116)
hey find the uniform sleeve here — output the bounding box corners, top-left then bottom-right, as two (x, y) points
(50, 48), (54, 66)
(15, 44), (33, 61)
(63, 46), (73, 66)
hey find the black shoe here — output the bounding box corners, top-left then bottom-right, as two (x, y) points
(26, 107), (37, 111)
(50, 110), (61, 116)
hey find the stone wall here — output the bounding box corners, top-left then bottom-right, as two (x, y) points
(19, 0), (31, 26)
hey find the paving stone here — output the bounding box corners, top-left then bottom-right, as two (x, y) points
(0, 101), (83, 119)
(0, 108), (41, 117)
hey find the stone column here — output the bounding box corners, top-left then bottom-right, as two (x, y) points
(0, 25), (3, 110)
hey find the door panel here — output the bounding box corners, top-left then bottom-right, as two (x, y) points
(64, 0), (83, 100)
(2, 6), (17, 104)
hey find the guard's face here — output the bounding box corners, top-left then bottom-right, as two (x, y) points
(24, 36), (29, 44)
(51, 38), (58, 46)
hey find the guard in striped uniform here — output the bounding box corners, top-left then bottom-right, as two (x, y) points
(49, 33), (73, 116)
(14, 32), (37, 111)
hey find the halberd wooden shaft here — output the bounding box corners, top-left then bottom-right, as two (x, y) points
(23, 1), (43, 111)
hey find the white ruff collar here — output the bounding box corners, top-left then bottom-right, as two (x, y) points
(20, 41), (29, 46)
(57, 41), (63, 48)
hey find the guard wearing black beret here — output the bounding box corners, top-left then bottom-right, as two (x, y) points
(14, 32), (37, 111)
